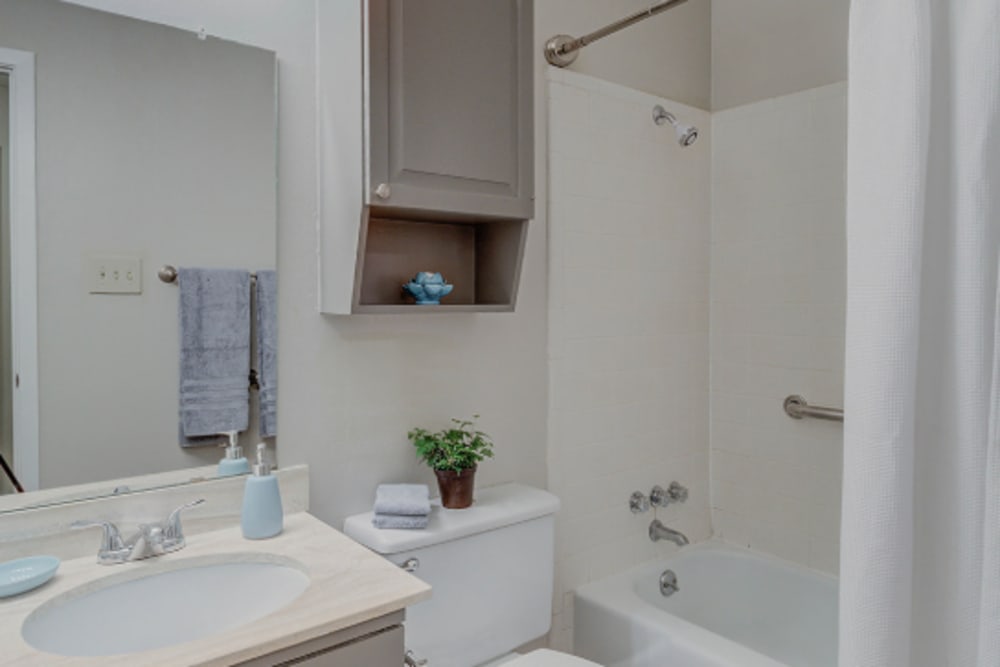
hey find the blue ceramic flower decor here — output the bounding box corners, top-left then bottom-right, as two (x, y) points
(403, 272), (454, 305)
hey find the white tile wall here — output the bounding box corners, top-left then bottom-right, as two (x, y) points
(709, 82), (847, 574)
(546, 69), (713, 651)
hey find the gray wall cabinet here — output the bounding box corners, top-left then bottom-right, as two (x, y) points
(317, 0), (533, 314)
(366, 0), (534, 221)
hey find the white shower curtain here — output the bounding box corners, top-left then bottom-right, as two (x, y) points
(841, 2), (1000, 666)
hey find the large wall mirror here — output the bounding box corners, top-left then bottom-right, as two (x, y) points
(0, 0), (277, 510)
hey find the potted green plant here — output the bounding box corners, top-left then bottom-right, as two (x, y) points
(408, 416), (495, 509)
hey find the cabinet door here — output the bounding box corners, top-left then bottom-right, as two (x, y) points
(367, 0), (533, 220)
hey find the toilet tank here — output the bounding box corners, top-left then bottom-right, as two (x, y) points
(344, 483), (560, 667)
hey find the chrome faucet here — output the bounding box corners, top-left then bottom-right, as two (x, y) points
(649, 519), (689, 547)
(72, 498), (205, 565)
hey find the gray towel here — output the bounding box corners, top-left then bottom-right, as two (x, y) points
(178, 268), (251, 443)
(372, 514), (430, 530)
(374, 484), (431, 516)
(255, 270), (278, 438)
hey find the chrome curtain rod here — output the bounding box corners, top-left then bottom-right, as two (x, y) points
(784, 395), (844, 423)
(544, 0), (689, 68)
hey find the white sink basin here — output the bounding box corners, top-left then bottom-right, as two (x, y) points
(22, 555), (310, 657)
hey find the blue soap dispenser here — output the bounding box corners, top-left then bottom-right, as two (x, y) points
(241, 443), (283, 539)
(217, 431), (250, 477)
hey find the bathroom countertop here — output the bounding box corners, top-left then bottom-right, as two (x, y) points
(0, 512), (432, 666)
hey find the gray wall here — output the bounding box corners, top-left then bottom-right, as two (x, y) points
(0, 0), (276, 488)
(711, 0), (850, 109)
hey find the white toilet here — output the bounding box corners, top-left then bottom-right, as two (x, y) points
(344, 483), (600, 667)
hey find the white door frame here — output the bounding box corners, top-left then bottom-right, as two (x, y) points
(0, 48), (39, 491)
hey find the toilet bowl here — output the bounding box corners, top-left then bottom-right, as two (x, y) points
(344, 483), (600, 667)
(504, 649), (600, 666)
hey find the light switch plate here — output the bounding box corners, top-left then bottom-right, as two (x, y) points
(87, 256), (143, 294)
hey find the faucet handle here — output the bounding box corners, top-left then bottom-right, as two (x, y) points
(71, 520), (125, 554)
(667, 481), (688, 504)
(629, 491), (651, 514)
(650, 482), (689, 507)
(163, 498), (205, 543)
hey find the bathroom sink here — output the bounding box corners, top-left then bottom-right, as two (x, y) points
(21, 555), (310, 657)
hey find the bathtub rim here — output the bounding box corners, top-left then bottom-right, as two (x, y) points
(572, 540), (838, 667)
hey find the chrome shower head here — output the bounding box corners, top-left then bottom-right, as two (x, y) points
(653, 104), (699, 147)
(675, 123), (698, 146)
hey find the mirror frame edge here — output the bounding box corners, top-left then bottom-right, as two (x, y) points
(0, 46), (39, 492)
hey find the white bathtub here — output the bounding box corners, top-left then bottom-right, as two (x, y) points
(573, 542), (837, 667)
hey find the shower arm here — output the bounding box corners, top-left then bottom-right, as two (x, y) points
(545, 0), (689, 68)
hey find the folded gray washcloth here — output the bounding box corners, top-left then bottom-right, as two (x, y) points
(372, 514), (430, 530)
(178, 268), (251, 444)
(374, 484), (431, 516)
(255, 270), (278, 438)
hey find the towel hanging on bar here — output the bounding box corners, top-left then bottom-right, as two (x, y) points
(178, 268), (251, 444)
(255, 270), (278, 438)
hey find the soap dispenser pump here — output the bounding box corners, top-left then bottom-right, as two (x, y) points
(217, 431), (251, 477)
(241, 443), (283, 539)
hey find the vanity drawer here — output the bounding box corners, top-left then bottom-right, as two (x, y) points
(274, 626), (402, 667)
(238, 611), (405, 667)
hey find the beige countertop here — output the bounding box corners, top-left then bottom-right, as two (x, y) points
(1, 512), (432, 666)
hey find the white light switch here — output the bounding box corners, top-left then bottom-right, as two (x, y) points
(87, 256), (143, 294)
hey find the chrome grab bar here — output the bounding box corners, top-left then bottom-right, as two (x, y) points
(783, 395), (844, 422)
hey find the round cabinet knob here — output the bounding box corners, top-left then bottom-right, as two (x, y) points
(373, 183), (391, 200)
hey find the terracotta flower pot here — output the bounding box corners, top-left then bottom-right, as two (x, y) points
(434, 466), (477, 509)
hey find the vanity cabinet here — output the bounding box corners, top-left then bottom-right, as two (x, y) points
(316, 0), (533, 314)
(366, 0), (534, 220)
(237, 612), (404, 667)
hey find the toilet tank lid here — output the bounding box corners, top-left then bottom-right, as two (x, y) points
(343, 483), (560, 555)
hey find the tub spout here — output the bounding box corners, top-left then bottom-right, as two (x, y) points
(649, 519), (689, 546)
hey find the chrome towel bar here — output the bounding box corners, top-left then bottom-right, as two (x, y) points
(158, 265), (257, 284)
(783, 395), (844, 422)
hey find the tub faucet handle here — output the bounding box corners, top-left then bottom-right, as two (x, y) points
(667, 481), (688, 503)
(650, 481), (688, 507)
(629, 491), (650, 514)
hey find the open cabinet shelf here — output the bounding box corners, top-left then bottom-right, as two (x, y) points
(351, 210), (528, 313)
